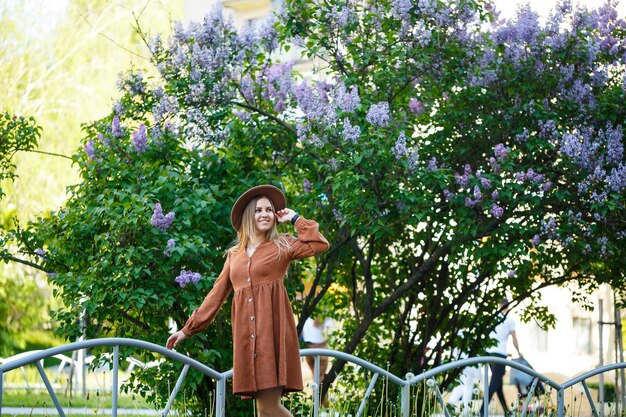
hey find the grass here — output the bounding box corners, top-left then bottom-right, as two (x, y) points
(2, 390), (151, 410)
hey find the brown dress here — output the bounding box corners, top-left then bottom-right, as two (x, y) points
(181, 217), (329, 398)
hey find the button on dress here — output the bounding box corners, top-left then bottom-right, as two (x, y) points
(181, 217), (329, 398)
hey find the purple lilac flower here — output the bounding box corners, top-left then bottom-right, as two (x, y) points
(392, 131), (408, 159)
(525, 168), (544, 182)
(443, 189), (453, 200)
(151, 203), (175, 232)
(329, 4), (351, 28)
(606, 166), (626, 192)
(407, 149), (419, 170)
(540, 217), (557, 235)
(598, 236), (609, 257)
(494, 143), (509, 160)
(464, 164), (472, 175)
(334, 83), (360, 113)
(390, 0), (412, 19)
(473, 185), (482, 200)
(491, 191), (500, 200)
(84, 140), (95, 160)
(309, 135), (323, 147)
(465, 197), (476, 207)
(294, 82), (332, 121)
(455, 173), (470, 187)
(233, 109), (250, 121)
(408, 98), (425, 115)
(532, 234), (541, 246)
(507, 269), (516, 278)
(35, 248), (46, 258)
(342, 118), (361, 143)
(480, 178), (492, 189)
(542, 181), (553, 192)
(112, 114), (123, 138)
(259, 15), (279, 52)
(604, 124), (623, 165)
(164, 239), (176, 257)
(515, 129), (529, 143)
(264, 61), (294, 113)
(366, 102), (390, 127)
(332, 208), (347, 223)
(539, 120), (557, 140)
(132, 124), (149, 153)
(296, 122), (309, 143)
(113, 101), (125, 116)
(491, 204), (504, 218)
(515, 172), (526, 182)
(153, 94), (179, 120)
(427, 158), (438, 172)
(303, 179), (312, 193)
(117, 71), (146, 96)
(175, 270), (202, 288)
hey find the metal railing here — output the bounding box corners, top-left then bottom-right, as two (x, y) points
(1, 338), (625, 417)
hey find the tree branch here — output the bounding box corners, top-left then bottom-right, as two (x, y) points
(0, 254), (54, 273)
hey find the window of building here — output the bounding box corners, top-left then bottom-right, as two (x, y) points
(529, 323), (548, 352)
(572, 317), (593, 354)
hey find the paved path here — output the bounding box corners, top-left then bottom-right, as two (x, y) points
(1, 407), (160, 415)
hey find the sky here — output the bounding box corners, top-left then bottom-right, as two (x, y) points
(493, 0), (625, 19)
(18, 0), (626, 21)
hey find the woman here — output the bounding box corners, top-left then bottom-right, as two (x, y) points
(166, 184), (329, 417)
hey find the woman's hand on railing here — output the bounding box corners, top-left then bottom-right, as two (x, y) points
(166, 330), (188, 350)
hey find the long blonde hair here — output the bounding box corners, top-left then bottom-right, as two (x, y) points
(229, 195), (291, 257)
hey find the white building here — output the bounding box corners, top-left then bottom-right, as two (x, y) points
(514, 285), (623, 379)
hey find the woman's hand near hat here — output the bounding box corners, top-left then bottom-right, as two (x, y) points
(276, 208), (298, 224)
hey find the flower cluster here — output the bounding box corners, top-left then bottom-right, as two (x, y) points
(491, 204), (504, 218)
(303, 179), (312, 193)
(261, 61), (294, 113)
(175, 270), (202, 288)
(84, 140), (95, 160)
(342, 118), (361, 143)
(493, 143), (509, 160)
(408, 98), (425, 115)
(164, 239), (176, 257)
(514, 168), (544, 183)
(111, 114), (123, 138)
(132, 124), (149, 153)
(116, 70), (146, 96)
(333, 82), (361, 113)
(392, 131), (418, 169)
(151, 203), (175, 232)
(294, 81), (336, 123)
(560, 123), (626, 197)
(366, 102), (390, 127)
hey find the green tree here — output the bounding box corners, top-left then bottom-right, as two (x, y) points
(0, 0), (183, 355)
(2, 0), (626, 414)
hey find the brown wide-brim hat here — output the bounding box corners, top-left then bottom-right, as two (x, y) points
(231, 184), (286, 230)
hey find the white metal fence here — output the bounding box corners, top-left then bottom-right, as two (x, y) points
(1, 338), (625, 417)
